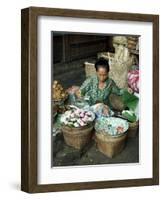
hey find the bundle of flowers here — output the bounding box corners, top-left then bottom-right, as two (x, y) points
(95, 117), (129, 137)
(60, 106), (95, 128)
(128, 69), (139, 93)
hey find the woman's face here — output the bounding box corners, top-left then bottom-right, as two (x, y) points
(97, 66), (108, 82)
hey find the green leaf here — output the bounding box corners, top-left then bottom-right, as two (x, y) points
(122, 110), (137, 122)
(122, 90), (139, 111)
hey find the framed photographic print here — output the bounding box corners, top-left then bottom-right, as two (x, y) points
(21, 7), (159, 193)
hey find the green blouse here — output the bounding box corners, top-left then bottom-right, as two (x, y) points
(80, 75), (124, 107)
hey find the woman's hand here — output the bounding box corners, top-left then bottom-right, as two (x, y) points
(75, 89), (82, 99)
(67, 86), (80, 94)
(95, 103), (110, 116)
(102, 104), (110, 116)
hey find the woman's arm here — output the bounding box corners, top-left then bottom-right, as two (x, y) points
(111, 80), (124, 95)
(79, 77), (92, 96)
(111, 80), (133, 96)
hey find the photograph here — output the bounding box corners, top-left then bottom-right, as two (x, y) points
(52, 33), (140, 167)
(21, 7), (159, 192)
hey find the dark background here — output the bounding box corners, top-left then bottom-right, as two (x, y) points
(52, 33), (114, 88)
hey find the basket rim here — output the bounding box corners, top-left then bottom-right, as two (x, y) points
(62, 121), (94, 130)
(95, 130), (127, 138)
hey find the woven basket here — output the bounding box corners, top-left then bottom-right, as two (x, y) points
(97, 52), (110, 60)
(62, 123), (94, 149)
(127, 121), (139, 138)
(97, 52), (115, 65)
(84, 62), (96, 77)
(109, 94), (125, 111)
(95, 132), (127, 158)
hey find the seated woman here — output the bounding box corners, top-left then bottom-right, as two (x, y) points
(75, 57), (132, 116)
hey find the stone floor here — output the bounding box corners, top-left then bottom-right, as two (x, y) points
(52, 131), (139, 167)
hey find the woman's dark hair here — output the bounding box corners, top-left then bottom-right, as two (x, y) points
(95, 57), (110, 72)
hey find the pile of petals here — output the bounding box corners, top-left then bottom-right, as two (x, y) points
(61, 106), (95, 128)
(95, 117), (129, 137)
(128, 69), (139, 93)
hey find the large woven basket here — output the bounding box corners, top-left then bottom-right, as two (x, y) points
(97, 52), (110, 60)
(95, 132), (127, 158)
(127, 121), (139, 138)
(84, 62), (96, 78)
(62, 123), (94, 150)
